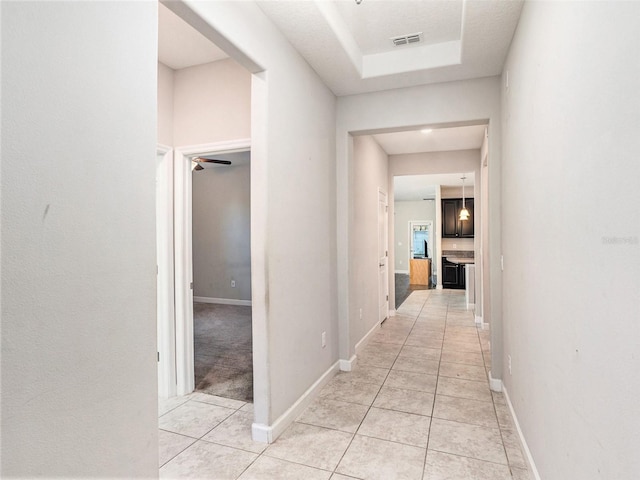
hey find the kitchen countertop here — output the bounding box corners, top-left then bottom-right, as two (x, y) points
(445, 257), (475, 265)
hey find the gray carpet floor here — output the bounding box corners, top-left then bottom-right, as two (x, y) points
(193, 303), (253, 402)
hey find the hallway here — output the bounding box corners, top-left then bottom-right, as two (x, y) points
(158, 289), (531, 479)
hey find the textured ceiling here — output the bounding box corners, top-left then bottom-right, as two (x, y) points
(257, 0), (524, 96)
(158, 3), (228, 70)
(373, 124), (486, 155)
(333, 1), (463, 54)
(159, 1), (523, 93)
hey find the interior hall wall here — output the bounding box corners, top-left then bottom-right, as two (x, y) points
(350, 135), (389, 348)
(177, 0), (338, 430)
(1, 2), (158, 476)
(500, 2), (640, 478)
(192, 164), (251, 301)
(172, 58), (251, 146)
(158, 61), (174, 146)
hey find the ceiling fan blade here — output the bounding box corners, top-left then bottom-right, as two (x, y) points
(194, 164), (204, 171)
(195, 157), (232, 165)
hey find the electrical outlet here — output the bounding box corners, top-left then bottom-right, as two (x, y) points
(508, 355), (512, 375)
(501, 255), (504, 271)
(321, 331), (326, 348)
(231, 280), (236, 288)
(453, 243), (457, 249)
(359, 308), (363, 320)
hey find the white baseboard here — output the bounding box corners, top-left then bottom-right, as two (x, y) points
(436, 284), (443, 290)
(488, 371), (503, 392)
(252, 360), (340, 444)
(355, 320), (382, 354)
(395, 269), (409, 274)
(389, 309), (397, 317)
(194, 296), (252, 307)
(339, 355), (357, 372)
(503, 385), (542, 480)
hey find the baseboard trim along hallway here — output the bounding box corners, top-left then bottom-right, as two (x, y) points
(504, 385), (542, 480)
(251, 360), (340, 444)
(339, 355), (357, 372)
(488, 370), (503, 392)
(194, 296), (252, 307)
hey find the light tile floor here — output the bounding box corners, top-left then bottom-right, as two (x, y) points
(158, 290), (532, 479)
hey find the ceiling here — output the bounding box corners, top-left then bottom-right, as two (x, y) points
(373, 124), (486, 155)
(159, 1), (523, 94)
(158, 3), (228, 70)
(257, 0), (524, 96)
(394, 173), (475, 202)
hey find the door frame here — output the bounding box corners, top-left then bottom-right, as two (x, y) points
(157, 144), (176, 398)
(173, 138), (251, 395)
(408, 220), (433, 285)
(408, 220), (433, 260)
(378, 188), (389, 323)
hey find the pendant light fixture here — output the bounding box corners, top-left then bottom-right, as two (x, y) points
(459, 175), (470, 221)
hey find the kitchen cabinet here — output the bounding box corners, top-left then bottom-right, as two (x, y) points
(441, 198), (474, 238)
(410, 258), (431, 285)
(442, 258), (466, 289)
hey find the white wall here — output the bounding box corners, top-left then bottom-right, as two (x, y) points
(337, 81), (501, 366)
(394, 200), (436, 272)
(192, 164), (251, 301)
(158, 61), (174, 146)
(350, 135), (389, 347)
(171, 1), (338, 432)
(173, 58), (251, 146)
(1, 2), (157, 477)
(170, 58), (252, 305)
(501, 2), (640, 478)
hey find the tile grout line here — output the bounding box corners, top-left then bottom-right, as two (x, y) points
(330, 296), (422, 476)
(423, 291), (450, 476)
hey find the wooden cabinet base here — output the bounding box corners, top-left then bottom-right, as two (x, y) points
(410, 259), (431, 285)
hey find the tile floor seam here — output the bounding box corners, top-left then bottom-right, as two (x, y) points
(158, 435), (197, 469)
(427, 446), (511, 467)
(433, 392), (493, 404)
(423, 292), (447, 478)
(327, 346), (400, 475)
(262, 436), (349, 474)
(158, 428), (200, 441)
(337, 307), (419, 477)
(353, 431), (429, 450)
(197, 436), (267, 455)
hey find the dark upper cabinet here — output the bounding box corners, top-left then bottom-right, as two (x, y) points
(442, 200), (459, 237)
(442, 198), (474, 238)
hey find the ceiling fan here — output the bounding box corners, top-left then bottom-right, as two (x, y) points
(192, 157), (232, 171)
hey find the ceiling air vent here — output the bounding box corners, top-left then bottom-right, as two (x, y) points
(391, 32), (422, 47)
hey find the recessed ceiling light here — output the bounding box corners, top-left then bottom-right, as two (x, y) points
(421, 129), (433, 134)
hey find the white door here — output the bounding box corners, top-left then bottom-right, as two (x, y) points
(378, 190), (389, 322)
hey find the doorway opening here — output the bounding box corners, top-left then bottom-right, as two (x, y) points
(157, 1), (260, 410)
(191, 149), (253, 402)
